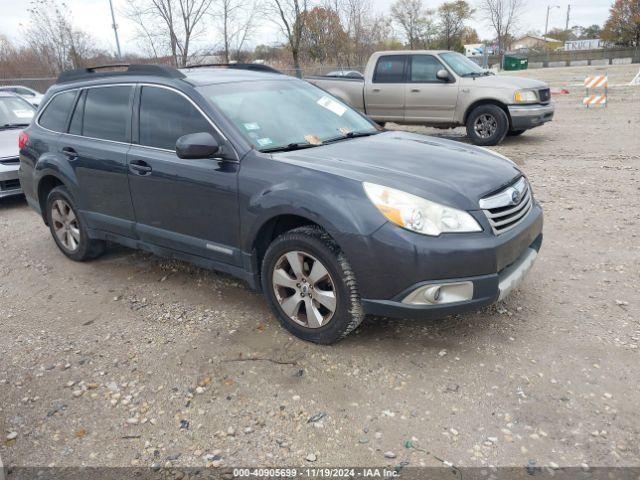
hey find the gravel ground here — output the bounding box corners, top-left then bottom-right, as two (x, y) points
(1, 63), (639, 472)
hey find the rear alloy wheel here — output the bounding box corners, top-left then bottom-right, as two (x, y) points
(46, 186), (105, 261)
(466, 104), (509, 146)
(261, 226), (364, 344)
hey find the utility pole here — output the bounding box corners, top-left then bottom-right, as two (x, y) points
(565, 4), (570, 32)
(108, 0), (122, 59)
(544, 5), (561, 37)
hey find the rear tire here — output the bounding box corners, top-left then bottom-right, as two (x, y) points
(466, 104), (509, 146)
(261, 226), (364, 344)
(507, 129), (526, 136)
(46, 186), (105, 261)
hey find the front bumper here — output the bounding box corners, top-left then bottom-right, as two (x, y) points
(508, 104), (554, 130)
(354, 202), (543, 319)
(362, 233), (542, 319)
(0, 163), (22, 198)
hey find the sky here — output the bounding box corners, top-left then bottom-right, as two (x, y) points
(0, 0), (614, 57)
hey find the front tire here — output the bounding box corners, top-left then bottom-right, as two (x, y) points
(466, 104), (509, 146)
(261, 226), (364, 344)
(46, 186), (105, 261)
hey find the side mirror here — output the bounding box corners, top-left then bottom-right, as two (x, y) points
(176, 132), (220, 159)
(436, 69), (451, 82)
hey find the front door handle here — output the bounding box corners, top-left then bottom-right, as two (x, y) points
(61, 146), (78, 160)
(130, 159), (152, 175)
(411, 89), (420, 93)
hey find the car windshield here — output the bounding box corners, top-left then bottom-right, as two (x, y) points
(200, 79), (378, 152)
(440, 52), (488, 77)
(0, 96), (35, 128)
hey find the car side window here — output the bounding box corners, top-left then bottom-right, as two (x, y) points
(39, 91), (76, 132)
(373, 55), (407, 83)
(82, 86), (133, 142)
(138, 86), (214, 151)
(410, 55), (446, 83)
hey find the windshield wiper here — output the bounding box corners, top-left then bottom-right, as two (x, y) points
(260, 142), (321, 153)
(323, 130), (379, 144)
(1, 123), (30, 129)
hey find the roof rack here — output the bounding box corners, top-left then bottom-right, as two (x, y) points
(56, 64), (186, 84)
(183, 63), (282, 74)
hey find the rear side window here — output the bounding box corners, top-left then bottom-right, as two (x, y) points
(39, 91), (76, 132)
(138, 86), (213, 151)
(373, 56), (406, 83)
(82, 86), (132, 142)
(410, 55), (445, 82)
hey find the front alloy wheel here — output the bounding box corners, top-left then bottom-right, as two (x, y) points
(261, 226), (364, 344)
(272, 251), (337, 328)
(474, 114), (498, 139)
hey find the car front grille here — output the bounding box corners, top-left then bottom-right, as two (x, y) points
(479, 177), (533, 235)
(538, 88), (551, 103)
(0, 179), (21, 191)
(0, 156), (19, 165)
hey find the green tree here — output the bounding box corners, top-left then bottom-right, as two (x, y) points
(437, 0), (474, 50)
(602, 0), (640, 46)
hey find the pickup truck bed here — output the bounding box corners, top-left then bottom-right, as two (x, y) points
(305, 76), (366, 112)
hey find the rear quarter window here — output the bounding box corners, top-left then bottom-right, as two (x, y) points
(39, 91), (76, 132)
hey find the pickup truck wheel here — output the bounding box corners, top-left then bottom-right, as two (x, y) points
(46, 186), (105, 261)
(261, 226), (364, 344)
(507, 129), (526, 136)
(466, 105), (509, 146)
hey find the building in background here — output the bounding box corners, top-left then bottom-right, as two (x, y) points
(510, 35), (562, 51)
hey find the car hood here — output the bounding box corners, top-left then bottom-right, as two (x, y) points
(0, 128), (20, 159)
(464, 74), (548, 90)
(274, 131), (522, 210)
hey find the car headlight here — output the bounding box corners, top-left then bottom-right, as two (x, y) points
(363, 182), (482, 236)
(514, 90), (538, 104)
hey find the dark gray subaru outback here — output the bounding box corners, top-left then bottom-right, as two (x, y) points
(19, 64), (543, 344)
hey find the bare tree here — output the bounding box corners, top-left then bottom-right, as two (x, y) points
(437, 0), (474, 50)
(266, 0), (308, 77)
(390, 0), (434, 49)
(479, 0), (525, 53)
(213, 0), (261, 63)
(125, 0), (214, 67)
(25, 0), (97, 74)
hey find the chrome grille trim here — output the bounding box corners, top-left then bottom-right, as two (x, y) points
(480, 177), (533, 235)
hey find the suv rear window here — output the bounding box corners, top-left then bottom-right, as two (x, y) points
(82, 86), (132, 142)
(138, 86), (213, 151)
(39, 91), (76, 132)
(373, 56), (406, 83)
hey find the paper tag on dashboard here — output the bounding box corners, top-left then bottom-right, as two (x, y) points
(317, 96), (347, 117)
(13, 109), (34, 119)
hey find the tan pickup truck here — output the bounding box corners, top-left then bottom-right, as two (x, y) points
(307, 50), (554, 146)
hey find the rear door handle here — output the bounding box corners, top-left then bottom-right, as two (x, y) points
(61, 146), (78, 160)
(372, 88), (381, 92)
(129, 159), (152, 175)
(411, 89), (420, 93)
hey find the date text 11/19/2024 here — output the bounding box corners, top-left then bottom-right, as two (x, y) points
(233, 468), (401, 477)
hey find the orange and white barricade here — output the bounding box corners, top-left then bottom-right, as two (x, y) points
(584, 74), (607, 108)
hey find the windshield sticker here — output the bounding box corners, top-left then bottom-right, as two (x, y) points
(243, 122), (260, 131)
(317, 96), (347, 117)
(257, 137), (274, 147)
(304, 134), (322, 145)
(13, 109), (34, 119)
(339, 127), (352, 135)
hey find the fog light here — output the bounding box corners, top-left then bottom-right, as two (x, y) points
(424, 286), (442, 303)
(402, 281), (473, 305)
